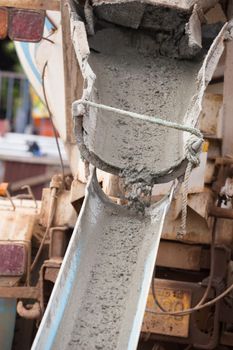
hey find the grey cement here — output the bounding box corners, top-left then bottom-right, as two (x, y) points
(46, 172), (170, 350)
(85, 26), (202, 184)
(93, 3), (199, 58)
(94, 2), (146, 29)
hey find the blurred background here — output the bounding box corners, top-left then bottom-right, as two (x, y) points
(0, 39), (67, 199)
(0, 38), (53, 136)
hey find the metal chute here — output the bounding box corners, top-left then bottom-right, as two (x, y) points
(32, 169), (173, 350)
(73, 8), (228, 184)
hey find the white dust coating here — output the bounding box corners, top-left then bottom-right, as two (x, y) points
(49, 173), (170, 350)
(84, 27), (202, 183)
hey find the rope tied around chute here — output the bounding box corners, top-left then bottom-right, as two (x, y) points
(177, 135), (203, 239)
(73, 99), (204, 237)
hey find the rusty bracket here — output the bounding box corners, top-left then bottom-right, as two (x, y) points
(0, 286), (40, 299)
(209, 206), (233, 220)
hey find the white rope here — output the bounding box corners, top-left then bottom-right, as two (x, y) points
(73, 100), (204, 237)
(73, 100), (203, 138)
(177, 135), (203, 238)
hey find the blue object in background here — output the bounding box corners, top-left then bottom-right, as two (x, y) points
(0, 298), (16, 350)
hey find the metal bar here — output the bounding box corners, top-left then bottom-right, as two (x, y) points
(6, 77), (14, 121)
(0, 0), (60, 11)
(11, 174), (52, 192)
(10, 170), (70, 192)
(61, 0), (83, 144)
(0, 287), (40, 299)
(215, 157), (233, 165)
(0, 71), (25, 80)
(156, 241), (202, 271)
(222, 39), (233, 157)
(209, 206), (233, 220)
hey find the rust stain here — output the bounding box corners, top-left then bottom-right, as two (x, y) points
(142, 286), (191, 337)
(9, 9), (45, 42)
(0, 244), (26, 276)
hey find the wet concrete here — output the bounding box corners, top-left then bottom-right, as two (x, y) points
(85, 26), (203, 184)
(32, 171), (172, 350)
(71, 1), (227, 185)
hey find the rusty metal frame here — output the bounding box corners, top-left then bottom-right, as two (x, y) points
(0, 286), (40, 299)
(39, 259), (62, 314)
(49, 226), (69, 260)
(0, 0), (60, 11)
(142, 246), (231, 349)
(209, 205), (233, 220)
